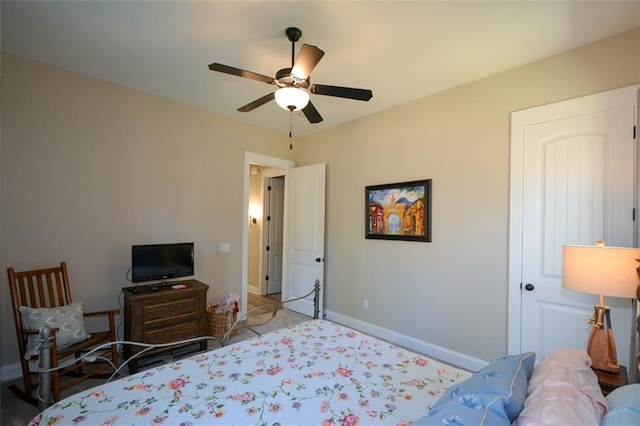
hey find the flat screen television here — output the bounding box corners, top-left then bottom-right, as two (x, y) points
(131, 242), (194, 283)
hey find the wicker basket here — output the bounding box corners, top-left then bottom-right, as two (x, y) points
(206, 304), (238, 338)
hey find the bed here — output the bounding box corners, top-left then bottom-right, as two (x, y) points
(27, 324), (640, 426)
(28, 318), (471, 425)
(27, 285), (640, 425)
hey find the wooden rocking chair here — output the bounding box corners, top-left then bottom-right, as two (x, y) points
(7, 262), (120, 405)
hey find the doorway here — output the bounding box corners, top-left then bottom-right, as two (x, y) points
(241, 152), (294, 316)
(242, 154), (327, 319)
(247, 167), (285, 297)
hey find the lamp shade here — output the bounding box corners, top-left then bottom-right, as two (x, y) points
(562, 244), (640, 298)
(274, 87), (309, 111)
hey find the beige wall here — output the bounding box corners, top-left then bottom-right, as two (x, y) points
(1, 27), (639, 369)
(0, 53), (294, 367)
(296, 28), (640, 362)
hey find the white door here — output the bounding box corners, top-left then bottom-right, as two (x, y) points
(263, 175), (285, 295)
(282, 163), (326, 317)
(509, 86), (638, 363)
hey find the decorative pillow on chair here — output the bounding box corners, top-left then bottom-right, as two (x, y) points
(19, 302), (90, 359)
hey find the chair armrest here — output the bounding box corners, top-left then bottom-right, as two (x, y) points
(84, 308), (121, 318)
(23, 327), (59, 336)
(83, 309), (119, 337)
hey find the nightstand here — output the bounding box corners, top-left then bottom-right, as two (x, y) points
(592, 365), (628, 396)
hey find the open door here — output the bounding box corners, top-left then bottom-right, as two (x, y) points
(281, 163), (326, 317)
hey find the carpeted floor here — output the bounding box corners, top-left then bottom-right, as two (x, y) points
(1, 308), (310, 425)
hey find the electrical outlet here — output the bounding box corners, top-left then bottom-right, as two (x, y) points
(363, 299), (369, 310)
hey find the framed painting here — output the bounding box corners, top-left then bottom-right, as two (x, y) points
(365, 179), (431, 242)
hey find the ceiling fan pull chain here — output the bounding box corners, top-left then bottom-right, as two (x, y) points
(289, 112), (293, 150)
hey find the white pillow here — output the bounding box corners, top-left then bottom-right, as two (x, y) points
(515, 349), (607, 426)
(19, 302), (90, 359)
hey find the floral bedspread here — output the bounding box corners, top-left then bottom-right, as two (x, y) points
(29, 319), (470, 425)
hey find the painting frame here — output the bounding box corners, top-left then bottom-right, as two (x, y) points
(365, 179), (432, 242)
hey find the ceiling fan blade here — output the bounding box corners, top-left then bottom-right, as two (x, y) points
(310, 84), (373, 101)
(302, 100), (323, 124)
(291, 44), (325, 80)
(237, 92), (275, 112)
(209, 63), (274, 84)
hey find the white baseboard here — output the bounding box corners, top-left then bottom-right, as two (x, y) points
(1, 362), (23, 383)
(247, 284), (260, 295)
(324, 310), (488, 373)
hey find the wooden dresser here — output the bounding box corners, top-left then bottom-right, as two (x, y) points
(123, 279), (208, 373)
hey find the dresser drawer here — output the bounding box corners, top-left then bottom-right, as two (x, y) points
(143, 320), (201, 344)
(143, 296), (201, 326)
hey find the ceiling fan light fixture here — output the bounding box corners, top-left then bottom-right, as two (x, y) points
(275, 87), (309, 112)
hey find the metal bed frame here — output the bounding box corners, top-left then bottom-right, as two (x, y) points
(34, 280), (321, 411)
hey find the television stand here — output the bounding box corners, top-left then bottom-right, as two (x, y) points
(123, 279), (209, 373)
(144, 281), (181, 290)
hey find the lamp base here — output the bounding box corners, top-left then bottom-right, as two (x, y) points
(586, 305), (620, 373)
(592, 360), (620, 373)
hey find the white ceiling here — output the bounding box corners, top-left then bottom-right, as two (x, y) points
(2, 1), (639, 136)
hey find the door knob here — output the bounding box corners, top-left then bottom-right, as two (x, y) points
(524, 283), (535, 291)
(315, 257), (324, 263)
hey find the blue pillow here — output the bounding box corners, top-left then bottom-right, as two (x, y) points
(413, 393), (511, 426)
(606, 383), (640, 410)
(602, 384), (640, 426)
(432, 352), (535, 422)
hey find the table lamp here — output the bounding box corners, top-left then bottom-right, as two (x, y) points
(562, 242), (640, 373)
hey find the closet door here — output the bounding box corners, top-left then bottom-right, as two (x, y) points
(509, 85), (638, 369)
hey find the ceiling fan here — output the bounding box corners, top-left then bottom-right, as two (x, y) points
(208, 27), (373, 124)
